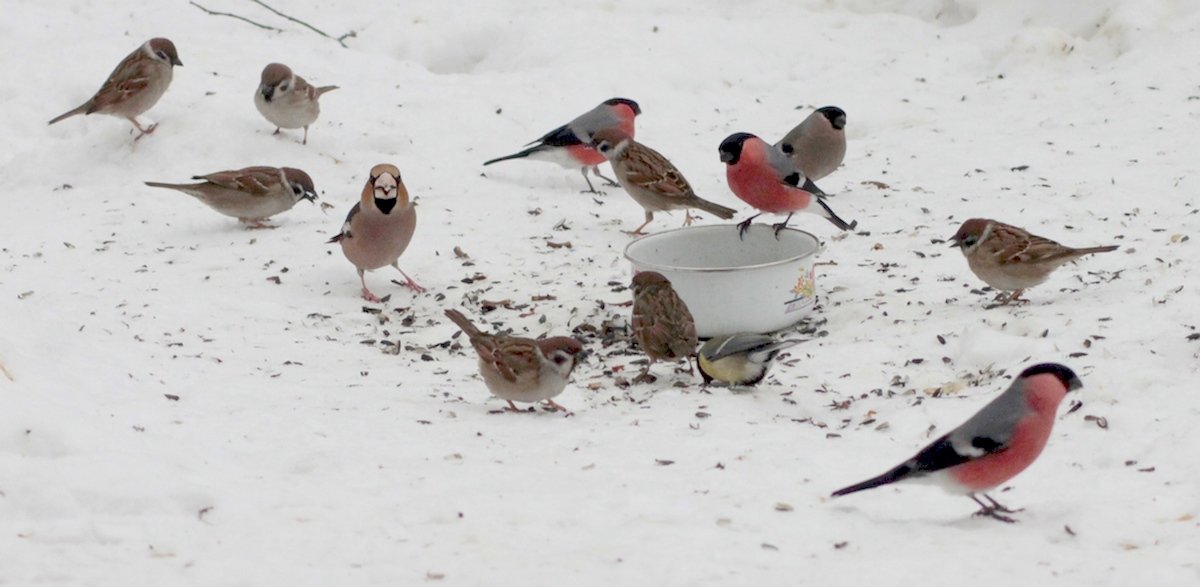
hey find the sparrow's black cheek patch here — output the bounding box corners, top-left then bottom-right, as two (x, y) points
(375, 197), (397, 215)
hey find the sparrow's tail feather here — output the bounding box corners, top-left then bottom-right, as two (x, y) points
(444, 309), (484, 339)
(483, 145), (545, 166)
(692, 198), (737, 220)
(831, 464), (913, 498)
(816, 198), (858, 231)
(48, 102), (91, 126)
(1074, 245), (1119, 256)
(316, 85), (339, 97)
(143, 181), (192, 191)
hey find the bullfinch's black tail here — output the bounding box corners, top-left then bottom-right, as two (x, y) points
(831, 463), (912, 497)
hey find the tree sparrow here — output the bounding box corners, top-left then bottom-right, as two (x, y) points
(328, 164), (422, 302)
(145, 166), (316, 227)
(483, 98), (641, 193)
(832, 363), (1082, 523)
(719, 132), (857, 238)
(630, 271), (698, 383)
(444, 309), (585, 412)
(591, 128), (736, 235)
(48, 38), (182, 140)
(949, 218), (1119, 304)
(776, 106), (847, 182)
(254, 63), (338, 145)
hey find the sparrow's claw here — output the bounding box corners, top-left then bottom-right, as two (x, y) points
(632, 366), (657, 385)
(544, 399), (571, 414)
(361, 288), (382, 303)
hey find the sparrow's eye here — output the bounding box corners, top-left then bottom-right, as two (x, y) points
(551, 351), (572, 365)
(292, 185), (303, 195)
(279, 84), (289, 92)
(597, 142), (610, 153)
(155, 51), (168, 61)
(963, 236), (977, 246)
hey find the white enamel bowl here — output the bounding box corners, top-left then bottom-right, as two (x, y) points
(624, 224), (821, 337)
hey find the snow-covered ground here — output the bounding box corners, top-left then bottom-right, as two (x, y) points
(3, 0), (1199, 584)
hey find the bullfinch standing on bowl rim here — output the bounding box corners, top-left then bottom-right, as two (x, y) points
(719, 132), (857, 239)
(483, 98), (641, 194)
(830, 363), (1082, 523)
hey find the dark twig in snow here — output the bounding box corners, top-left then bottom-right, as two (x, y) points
(248, 0), (353, 48)
(189, 1), (281, 31)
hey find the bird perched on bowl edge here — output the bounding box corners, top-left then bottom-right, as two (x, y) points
(444, 309), (585, 413)
(719, 132), (857, 238)
(145, 166), (317, 228)
(630, 271), (698, 383)
(831, 362), (1082, 522)
(48, 37), (182, 140)
(949, 218), (1119, 305)
(591, 128), (736, 235)
(483, 97), (641, 193)
(255, 63), (338, 145)
(328, 164), (422, 302)
(776, 106), (847, 182)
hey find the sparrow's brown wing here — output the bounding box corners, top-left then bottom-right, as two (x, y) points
(89, 52), (156, 114)
(622, 144), (695, 200)
(195, 167), (280, 195)
(990, 223), (1072, 265)
(480, 337), (543, 383)
(633, 286), (698, 359)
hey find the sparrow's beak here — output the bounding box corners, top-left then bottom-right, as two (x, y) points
(302, 190), (318, 203)
(172, 57), (183, 67)
(719, 151), (734, 163)
(261, 86), (274, 101)
(947, 237), (960, 248)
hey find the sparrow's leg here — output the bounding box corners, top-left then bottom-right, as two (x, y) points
(736, 214), (762, 240)
(273, 127), (281, 135)
(302, 126), (309, 145)
(771, 213), (795, 238)
(358, 270), (382, 303)
(683, 211), (696, 227)
(969, 495), (1018, 523)
(505, 400), (522, 412)
(240, 218), (277, 229)
(982, 493), (1023, 514)
(544, 399), (570, 413)
(632, 360), (657, 384)
(624, 211), (654, 236)
(128, 118), (158, 141)
(392, 264), (427, 293)
(592, 166), (620, 187)
(579, 168), (602, 194)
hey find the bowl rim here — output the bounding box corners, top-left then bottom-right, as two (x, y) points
(623, 224), (822, 274)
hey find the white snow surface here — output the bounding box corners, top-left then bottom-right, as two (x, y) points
(3, 0), (1199, 584)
